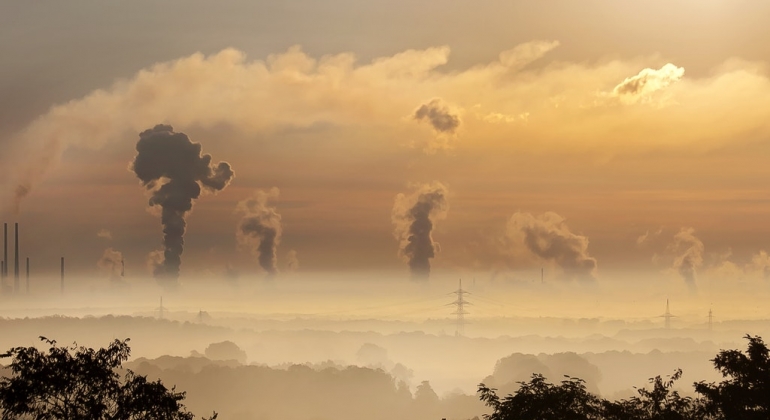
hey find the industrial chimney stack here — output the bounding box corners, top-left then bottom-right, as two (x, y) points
(26, 257), (29, 295)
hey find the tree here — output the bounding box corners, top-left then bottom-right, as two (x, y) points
(605, 370), (700, 420)
(479, 374), (605, 420)
(0, 337), (216, 420)
(695, 334), (770, 420)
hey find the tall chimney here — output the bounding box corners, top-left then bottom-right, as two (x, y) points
(26, 257), (29, 295)
(60, 257), (65, 294)
(14, 222), (19, 293)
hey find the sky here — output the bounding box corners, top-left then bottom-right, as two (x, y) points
(2, 0), (770, 288)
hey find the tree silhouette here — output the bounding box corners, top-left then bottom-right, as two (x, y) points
(695, 334), (770, 420)
(478, 335), (770, 420)
(0, 337), (216, 420)
(479, 374), (605, 420)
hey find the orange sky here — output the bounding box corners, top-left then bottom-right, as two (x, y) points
(1, 0), (770, 287)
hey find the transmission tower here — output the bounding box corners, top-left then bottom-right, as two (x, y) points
(708, 308), (713, 331)
(449, 279), (471, 336)
(659, 299), (676, 330)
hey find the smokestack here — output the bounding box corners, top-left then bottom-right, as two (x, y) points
(25, 257), (29, 294)
(131, 125), (234, 286)
(14, 222), (19, 293)
(60, 257), (64, 294)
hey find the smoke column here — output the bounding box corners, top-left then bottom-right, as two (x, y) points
(131, 124), (234, 285)
(235, 188), (282, 277)
(392, 182), (449, 280)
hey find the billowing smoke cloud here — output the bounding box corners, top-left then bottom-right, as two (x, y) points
(413, 98), (461, 134)
(669, 227), (703, 287)
(504, 212), (597, 281)
(235, 188), (282, 277)
(97, 247), (123, 279)
(392, 182), (449, 280)
(131, 124), (234, 285)
(612, 63), (685, 104)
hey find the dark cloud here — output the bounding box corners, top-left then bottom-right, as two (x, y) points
(392, 182), (449, 280)
(505, 212), (597, 281)
(236, 189), (282, 277)
(131, 124), (234, 286)
(413, 99), (460, 134)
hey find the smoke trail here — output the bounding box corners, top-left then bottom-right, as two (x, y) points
(131, 124), (234, 285)
(97, 247), (123, 278)
(285, 250), (299, 272)
(504, 211), (597, 281)
(235, 188), (282, 277)
(670, 227), (703, 288)
(392, 182), (449, 280)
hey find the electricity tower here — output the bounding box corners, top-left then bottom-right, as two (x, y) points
(659, 299), (676, 329)
(449, 279), (471, 336)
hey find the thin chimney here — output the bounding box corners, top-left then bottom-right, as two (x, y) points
(14, 222), (19, 293)
(26, 257), (29, 295)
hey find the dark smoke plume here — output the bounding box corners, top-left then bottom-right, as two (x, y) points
(131, 124), (234, 285)
(505, 211), (597, 281)
(236, 188), (282, 277)
(392, 182), (449, 280)
(413, 99), (460, 133)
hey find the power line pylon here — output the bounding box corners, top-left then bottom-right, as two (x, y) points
(708, 308), (713, 331)
(450, 279), (471, 336)
(659, 299), (676, 330)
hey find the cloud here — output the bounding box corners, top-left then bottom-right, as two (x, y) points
(236, 188), (282, 277)
(612, 63), (685, 104)
(4, 42), (770, 211)
(413, 98), (461, 134)
(97, 229), (113, 240)
(503, 211), (597, 281)
(131, 124), (234, 286)
(636, 228), (663, 246)
(668, 227), (704, 287)
(392, 182), (449, 280)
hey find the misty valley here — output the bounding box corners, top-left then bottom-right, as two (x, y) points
(0, 277), (768, 419)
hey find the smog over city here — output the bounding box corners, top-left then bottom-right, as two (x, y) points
(2, 1), (770, 419)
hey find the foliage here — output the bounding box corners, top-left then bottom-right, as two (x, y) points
(479, 374), (605, 420)
(0, 337), (216, 420)
(694, 334), (770, 420)
(605, 369), (701, 420)
(479, 335), (770, 420)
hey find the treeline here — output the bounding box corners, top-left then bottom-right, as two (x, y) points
(479, 335), (770, 420)
(128, 356), (483, 420)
